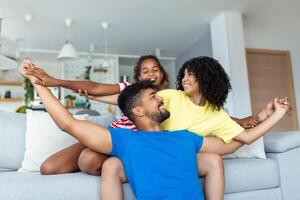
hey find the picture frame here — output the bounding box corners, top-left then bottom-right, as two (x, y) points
(34, 87), (61, 100)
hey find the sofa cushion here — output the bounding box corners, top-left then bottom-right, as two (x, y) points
(18, 110), (88, 172)
(264, 131), (300, 153)
(0, 168), (13, 172)
(224, 158), (279, 193)
(223, 137), (266, 159)
(0, 172), (136, 200)
(0, 110), (26, 170)
(224, 188), (282, 200)
(267, 146), (300, 200)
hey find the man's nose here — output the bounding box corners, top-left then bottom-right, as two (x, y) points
(157, 96), (163, 101)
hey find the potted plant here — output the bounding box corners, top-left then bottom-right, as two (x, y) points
(4, 89), (11, 98)
(65, 94), (76, 108)
(16, 78), (34, 114)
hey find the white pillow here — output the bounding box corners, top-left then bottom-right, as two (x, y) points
(223, 137), (266, 159)
(18, 110), (88, 172)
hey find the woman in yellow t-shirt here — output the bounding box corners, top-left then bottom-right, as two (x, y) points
(95, 56), (282, 200)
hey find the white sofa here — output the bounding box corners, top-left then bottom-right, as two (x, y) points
(1, 110), (300, 200)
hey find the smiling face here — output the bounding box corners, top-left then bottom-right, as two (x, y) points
(140, 88), (170, 123)
(138, 58), (164, 87)
(181, 68), (201, 96)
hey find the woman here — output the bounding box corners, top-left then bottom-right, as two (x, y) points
(93, 56), (282, 200)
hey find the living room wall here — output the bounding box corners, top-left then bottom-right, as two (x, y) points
(243, 13), (300, 126)
(175, 28), (213, 73)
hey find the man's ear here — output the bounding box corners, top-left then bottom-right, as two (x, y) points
(132, 106), (145, 118)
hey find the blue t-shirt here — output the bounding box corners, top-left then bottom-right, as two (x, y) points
(109, 127), (204, 200)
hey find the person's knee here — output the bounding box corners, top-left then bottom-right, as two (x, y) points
(78, 149), (102, 175)
(207, 154), (224, 175)
(40, 161), (58, 175)
(101, 158), (124, 180)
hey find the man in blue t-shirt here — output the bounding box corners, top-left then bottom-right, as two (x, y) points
(32, 80), (215, 199)
(27, 78), (287, 200)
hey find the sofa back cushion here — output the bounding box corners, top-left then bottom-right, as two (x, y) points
(0, 110), (26, 170)
(18, 110), (88, 172)
(18, 110), (116, 172)
(223, 137), (266, 159)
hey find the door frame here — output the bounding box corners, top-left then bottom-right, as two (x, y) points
(246, 48), (299, 130)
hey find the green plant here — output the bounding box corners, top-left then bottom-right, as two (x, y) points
(84, 65), (92, 109)
(65, 94), (76, 100)
(85, 66), (92, 80)
(15, 105), (31, 114)
(24, 78), (34, 105)
(16, 78), (34, 113)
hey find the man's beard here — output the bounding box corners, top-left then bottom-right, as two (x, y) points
(149, 109), (170, 123)
(158, 110), (170, 123)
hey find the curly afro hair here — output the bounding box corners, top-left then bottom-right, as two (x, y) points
(176, 56), (231, 110)
(133, 55), (169, 89)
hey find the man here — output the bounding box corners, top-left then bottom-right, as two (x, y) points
(20, 70), (289, 199)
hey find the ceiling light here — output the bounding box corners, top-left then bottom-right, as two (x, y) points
(101, 22), (109, 67)
(24, 14), (32, 59)
(57, 18), (78, 61)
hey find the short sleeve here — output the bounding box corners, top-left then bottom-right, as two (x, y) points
(108, 127), (132, 156)
(213, 110), (245, 143)
(157, 89), (177, 107)
(185, 130), (204, 152)
(117, 82), (131, 92)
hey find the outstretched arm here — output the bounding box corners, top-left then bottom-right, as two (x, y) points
(77, 89), (119, 105)
(34, 84), (112, 154)
(202, 98), (289, 154)
(21, 61), (120, 96)
(231, 97), (289, 129)
(200, 137), (243, 155)
(234, 98), (289, 145)
(19, 63), (113, 154)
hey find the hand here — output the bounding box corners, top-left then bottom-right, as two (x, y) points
(22, 64), (58, 87)
(258, 97), (289, 120)
(19, 59), (41, 85)
(274, 97), (290, 117)
(76, 89), (97, 100)
(237, 115), (262, 129)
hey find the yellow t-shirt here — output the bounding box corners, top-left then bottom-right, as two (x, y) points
(158, 89), (244, 143)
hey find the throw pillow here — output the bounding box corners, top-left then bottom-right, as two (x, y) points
(18, 110), (88, 172)
(223, 137), (266, 159)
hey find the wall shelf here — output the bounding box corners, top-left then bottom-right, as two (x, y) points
(0, 98), (24, 102)
(0, 81), (23, 86)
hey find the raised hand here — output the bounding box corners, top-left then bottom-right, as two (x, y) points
(274, 97), (290, 117)
(258, 97), (290, 121)
(19, 59), (41, 84)
(22, 64), (58, 87)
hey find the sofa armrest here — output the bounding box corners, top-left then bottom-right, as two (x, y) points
(264, 131), (300, 153)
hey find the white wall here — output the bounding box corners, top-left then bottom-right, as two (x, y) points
(176, 28), (213, 73)
(210, 12), (252, 117)
(243, 11), (300, 126)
